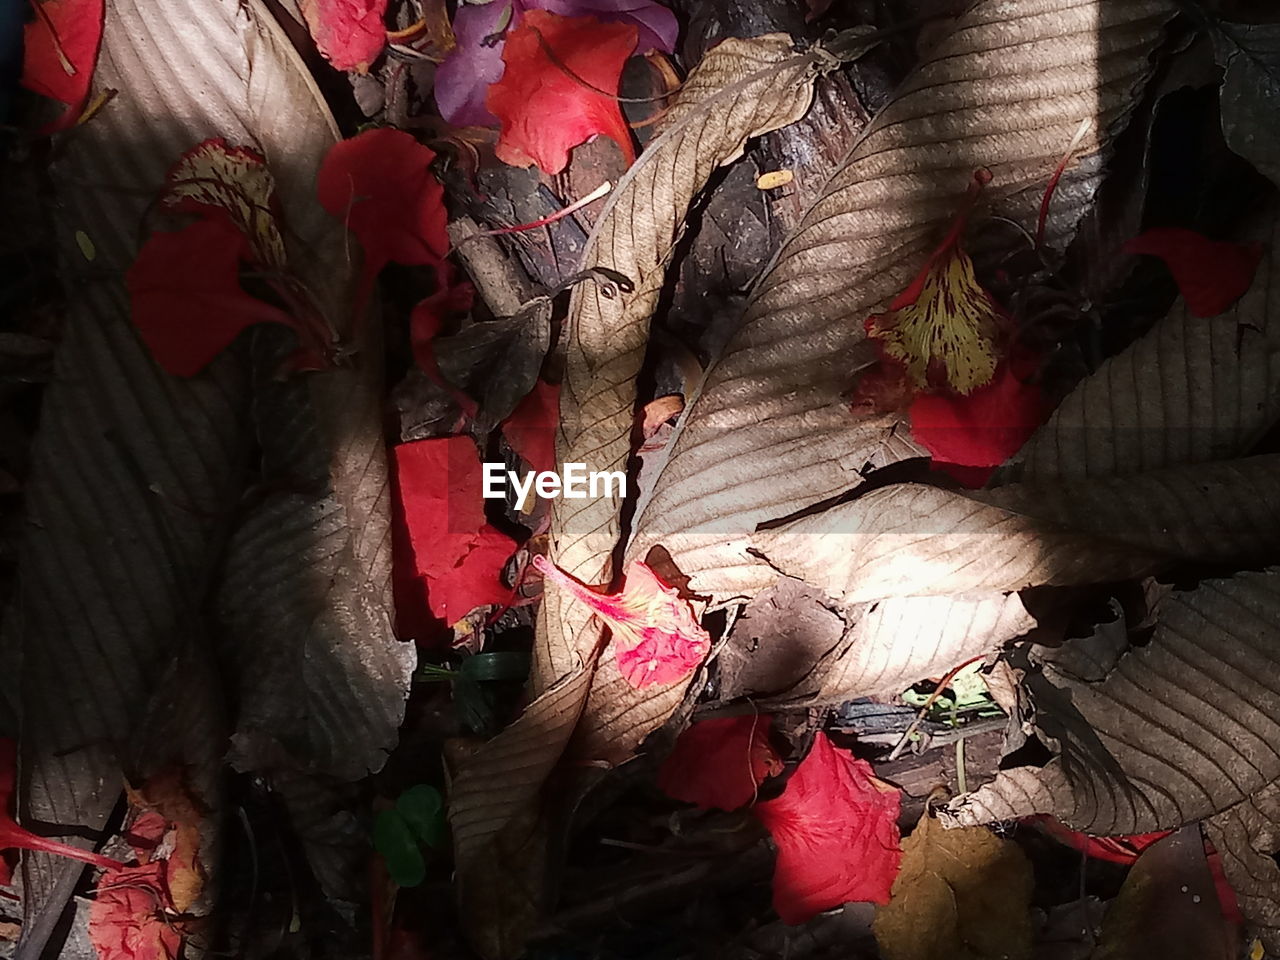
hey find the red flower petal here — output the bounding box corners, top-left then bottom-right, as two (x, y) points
(1029, 815), (1170, 866)
(426, 523), (517, 625)
(300, 0), (389, 72)
(392, 437), (488, 582)
(89, 862), (181, 960)
(486, 11), (638, 175)
(502, 380), (560, 475)
(532, 555), (710, 688)
(1123, 227), (1262, 318)
(391, 438), (515, 631)
(126, 217), (300, 377)
(21, 0), (105, 130)
(657, 715), (782, 811)
(754, 733), (901, 924)
(909, 357), (1052, 486)
(317, 128), (448, 301)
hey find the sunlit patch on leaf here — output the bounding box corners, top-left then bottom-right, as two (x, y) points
(163, 138), (287, 270)
(865, 171), (1007, 396)
(531, 554), (710, 688)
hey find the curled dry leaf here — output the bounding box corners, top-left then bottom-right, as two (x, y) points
(754, 733), (901, 924)
(656, 715), (781, 811)
(948, 568), (1280, 835)
(447, 34), (825, 958)
(873, 814), (1034, 960)
(629, 0), (1176, 602)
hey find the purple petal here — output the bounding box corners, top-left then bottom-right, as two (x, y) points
(526, 0), (678, 53)
(434, 1), (515, 128)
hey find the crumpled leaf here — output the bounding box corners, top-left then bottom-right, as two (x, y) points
(656, 715), (782, 811)
(434, 0), (676, 127)
(1123, 227), (1261, 318)
(1207, 780), (1280, 953)
(488, 11), (638, 175)
(21, 0), (105, 130)
(750, 455), (1280, 605)
(299, 0), (388, 72)
(432, 307), (553, 436)
(317, 127), (448, 299)
(532, 554), (710, 688)
(446, 36), (825, 957)
(1006, 210), (1280, 482)
(1212, 21), (1280, 189)
(629, 0), (1175, 602)
(754, 732), (901, 924)
(947, 568), (1280, 835)
(873, 814), (1033, 960)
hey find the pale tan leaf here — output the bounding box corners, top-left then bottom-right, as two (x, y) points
(770, 592), (1035, 706)
(452, 39), (827, 955)
(1206, 780), (1280, 954)
(1007, 211), (1280, 481)
(629, 0), (1175, 600)
(752, 455), (1280, 603)
(948, 569), (1280, 834)
(17, 0), (410, 947)
(873, 814), (1033, 960)
(448, 666), (594, 959)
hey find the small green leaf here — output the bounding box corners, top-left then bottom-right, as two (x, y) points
(396, 785), (445, 849)
(374, 810), (426, 887)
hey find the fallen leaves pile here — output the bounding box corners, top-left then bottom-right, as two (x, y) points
(3, 0), (1280, 958)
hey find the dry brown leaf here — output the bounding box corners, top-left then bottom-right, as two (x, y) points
(447, 38), (829, 957)
(873, 814), (1033, 960)
(628, 0), (1176, 601)
(947, 568), (1280, 835)
(752, 455), (1280, 603)
(1006, 211), (1280, 482)
(17, 0), (410, 948)
(768, 592), (1035, 706)
(1207, 780), (1280, 954)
